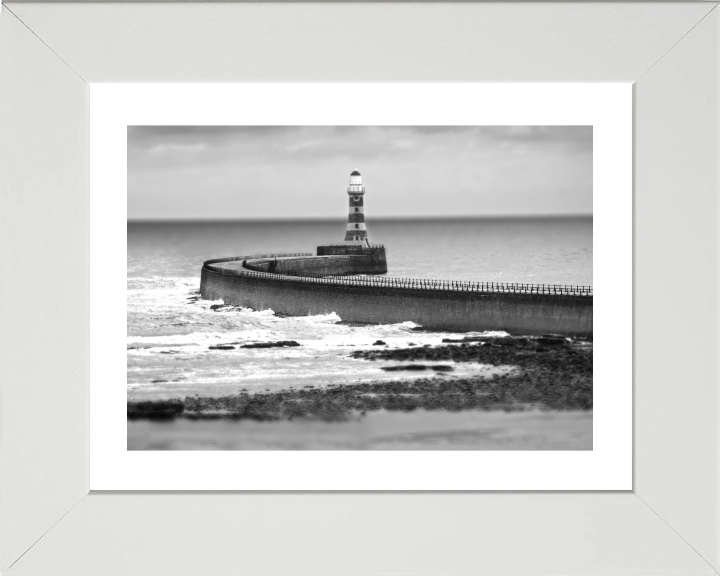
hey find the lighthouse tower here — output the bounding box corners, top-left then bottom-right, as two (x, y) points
(344, 169), (369, 244)
(315, 168), (387, 273)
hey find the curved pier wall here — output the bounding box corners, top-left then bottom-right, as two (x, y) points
(244, 254), (386, 276)
(201, 265), (592, 336)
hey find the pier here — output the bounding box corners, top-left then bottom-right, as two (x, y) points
(199, 170), (592, 336)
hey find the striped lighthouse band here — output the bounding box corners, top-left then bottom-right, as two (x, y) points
(344, 210), (368, 240)
(344, 226), (368, 242)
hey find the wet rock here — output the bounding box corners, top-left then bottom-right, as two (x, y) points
(382, 364), (454, 372)
(209, 345), (235, 350)
(536, 336), (567, 346)
(209, 304), (243, 312)
(127, 400), (184, 420)
(373, 340), (387, 346)
(382, 364), (428, 372)
(350, 339), (591, 377)
(151, 379), (169, 383)
(241, 341), (301, 349)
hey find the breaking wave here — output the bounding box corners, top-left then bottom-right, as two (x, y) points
(127, 276), (507, 400)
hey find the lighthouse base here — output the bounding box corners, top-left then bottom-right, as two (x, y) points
(315, 244), (387, 275)
(241, 245), (387, 277)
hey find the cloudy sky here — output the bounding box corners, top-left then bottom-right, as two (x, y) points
(128, 126), (592, 220)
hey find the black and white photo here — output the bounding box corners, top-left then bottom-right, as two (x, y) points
(127, 125), (593, 450)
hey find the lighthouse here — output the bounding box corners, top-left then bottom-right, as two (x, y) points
(315, 169), (387, 273)
(344, 169), (370, 244)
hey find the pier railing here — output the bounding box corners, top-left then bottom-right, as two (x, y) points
(316, 244), (385, 249)
(204, 255), (592, 297)
(279, 269), (592, 296)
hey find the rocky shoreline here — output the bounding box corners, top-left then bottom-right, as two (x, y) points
(127, 335), (592, 422)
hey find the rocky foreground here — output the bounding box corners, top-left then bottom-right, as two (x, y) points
(127, 335), (592, 422)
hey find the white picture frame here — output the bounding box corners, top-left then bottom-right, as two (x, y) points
(1, 2), (718, 574)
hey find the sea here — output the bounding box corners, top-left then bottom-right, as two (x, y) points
(128, 217), (593, 450)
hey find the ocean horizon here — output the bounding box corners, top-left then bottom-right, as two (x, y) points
(129, 216), (592, 284)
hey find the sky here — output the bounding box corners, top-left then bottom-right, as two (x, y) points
(127, 126), (592, 220)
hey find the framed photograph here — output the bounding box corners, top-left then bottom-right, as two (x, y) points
(91, 83), (629, 491)
(2, 2), (718, 575)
